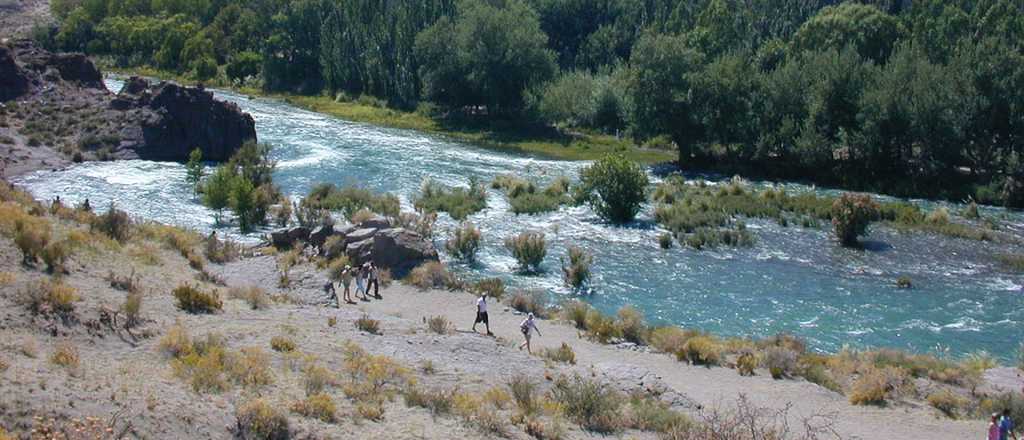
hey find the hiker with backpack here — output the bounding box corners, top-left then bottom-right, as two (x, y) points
(518, 313), (541, 354)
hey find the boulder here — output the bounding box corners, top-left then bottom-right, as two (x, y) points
(309, 224), (334, 249)
(358, 215), (391, 230)
(0, 44), (29, 101)
(270, 226), (310, 248)
(371, 228), (439, 277)
(346, 238), (374, 265)
(51, 53), (104, 89)
(344, 228), (377, 246)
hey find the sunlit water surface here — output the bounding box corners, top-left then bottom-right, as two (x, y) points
(15, 78), (1024, 360)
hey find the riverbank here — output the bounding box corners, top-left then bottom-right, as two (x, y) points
(0, 182), (1011, 439)
(102, 65), (674, 165)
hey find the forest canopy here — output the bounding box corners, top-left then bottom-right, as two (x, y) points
(40, 0), (1024, 206)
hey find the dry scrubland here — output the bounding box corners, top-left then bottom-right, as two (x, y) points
(0, 180), (1019, 440)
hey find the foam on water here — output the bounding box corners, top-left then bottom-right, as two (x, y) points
(13, 77), (1024, 360)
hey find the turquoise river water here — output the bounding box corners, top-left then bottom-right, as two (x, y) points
(14, 78), (1024, 360)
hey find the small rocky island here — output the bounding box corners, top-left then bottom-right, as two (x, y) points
(0, 39), (256, 177)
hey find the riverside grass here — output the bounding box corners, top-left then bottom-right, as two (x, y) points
(102, 65), (672, 165)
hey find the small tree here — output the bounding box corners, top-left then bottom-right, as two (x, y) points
(831, 193), (880, 247)
(185, 148), (204, 195)
(231, 176), (256, 232)
(576, 155), (649, 224)
(202, 166), (233, 225)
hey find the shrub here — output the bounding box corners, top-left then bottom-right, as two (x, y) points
(355, 314), (381, 335)
(453, 393), (509, 435)
(92, 203), (132, 242)
(562, 300), (593, 329)
(576, 154), (649, 224)
(187, 251), (205, 270)
(737, 350), (757, 376)
(895, 276), (912, 289)
(122, 290), (143, 328)
(616, 306), (647, 344)
(291, 393), (336, 423)
(303, 364), (333, 396)
(107, 269), (140, 293)
(50, 341), (80, 371)
(228, 286), (271, 310)
(761, 346), (798, 379)
(849, 366), (909, 406)
(658, 232), (673, 249)
(396, 211), (437, 238)
(427, 316), (450, 334)
(403, 387), (456, 416)
(406, 261), (461, 290)
(270, 336), (296, 353)
(508, 290), (550, 318)
(323, 236), (346, 259)
(801, 362), (842, 393)
(583, 309), (620, 343)
(160, 323), (194, 359)
(508, 375), (539, 415)
(962, 201), (980, 219)
(831, 193), (879, 247)
(226, 347), (274, 389)
(40, 239), (71, 273)
(446, 222), (482, 262)
(560, 245), (593, 289)
(679, 336), (721, 366)
(471, 277), (506, 300)
(649, 326), (698, 355)
(13, 217), (50, 265)
(236, 399), (290, 440)
(18, 279), (78, 318)
(172, 283), (222, 314)
(413, 178), (487, 220)
(350, 208), (375, 225)
(205, 235), (240, 264)
(552, 374), (623, 433)
(542, 342), (577, 364)
(505, 231), (547, 272)
(623, 397), (692, 433)
(927, 389), (967, 418)
(961, 350), (998, 373)
(303, 183), (400, 220)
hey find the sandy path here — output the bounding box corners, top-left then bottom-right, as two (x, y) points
(360, 284), (986, 440)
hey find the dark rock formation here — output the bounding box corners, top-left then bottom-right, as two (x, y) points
(357, 215), (391, 231)
(115, 77), (257, 161)
(270, 226), (310, 248)
(344, 228), (378, 246)
(0, 45), (29, 101)
(308, 225), (333, 249)
(372, 228), (439, 277)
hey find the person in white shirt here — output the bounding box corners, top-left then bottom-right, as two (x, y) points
(518, 313), (541, 353)
(472, 294), (492, 335)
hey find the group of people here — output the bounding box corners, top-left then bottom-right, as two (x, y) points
(990, 409), (1017, 440)
(470, 294), (542, 354)
(325, 261), (381, 305)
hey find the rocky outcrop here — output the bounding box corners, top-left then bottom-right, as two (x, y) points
(0, 40), (257, 175)
(270, 226), (310, 248)
(358, 215), (391, 231)
(0, 44), (29, 101)
(114, 77), (257, 161)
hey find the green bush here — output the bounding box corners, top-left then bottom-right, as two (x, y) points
(172, 283), (222, 314)
(552, 374), (623, 433)
(303, 183), (400, 220)
(13, 217), (51, 265)
(561, 299), (593, 330)
(508, 290), (550, 318)
(560, 245), (593, 289)
(505, 231), (546, 272)
(236, 399), (290, 440)
(831, 193), (880, 247)
(471, 277), (506, 300)
(445, 222), (482, 262)
(576, 154), (649, 224)
(616, 306), (647, 345)
(679, 336), (721, 366)
(414, 178), (487, 220)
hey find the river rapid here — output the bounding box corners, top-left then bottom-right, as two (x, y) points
(14, 78), (1024, 361)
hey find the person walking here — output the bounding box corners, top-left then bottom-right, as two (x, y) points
(1001, 409), (1018, 440)
(471, 294), (492, 336)
(367, 262), (381, 299)
(355, 263), (368, 301)
(340, 264), (354, 304)
(992, 413), (1005, 440)
(323, 278), (338, 308)
(518, 313), (541, 354)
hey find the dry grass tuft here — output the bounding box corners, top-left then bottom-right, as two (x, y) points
(172, 283), (222, 314)
(849, 366), (910, 406)
(17, 279), (78, 319)
(508, 290), (551, 318)
(426, 315), (450, 335)
(228, 286), (271, 310)
(270, 336), (297, 353)
(541, 343), (577, 365)
(405, 261), (462, 290)
(927, 389), (968, 418)
(355, 314), (381, 335)
(291, 393), (337, 423)
(303, 363), (334, 396)
(50, 341), (80, 373)
(236, 399), (290, 440)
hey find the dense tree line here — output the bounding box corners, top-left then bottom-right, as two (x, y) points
(42, 0), (1024, 205)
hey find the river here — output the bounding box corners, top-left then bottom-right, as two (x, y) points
(14, 78), (1024, 361)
